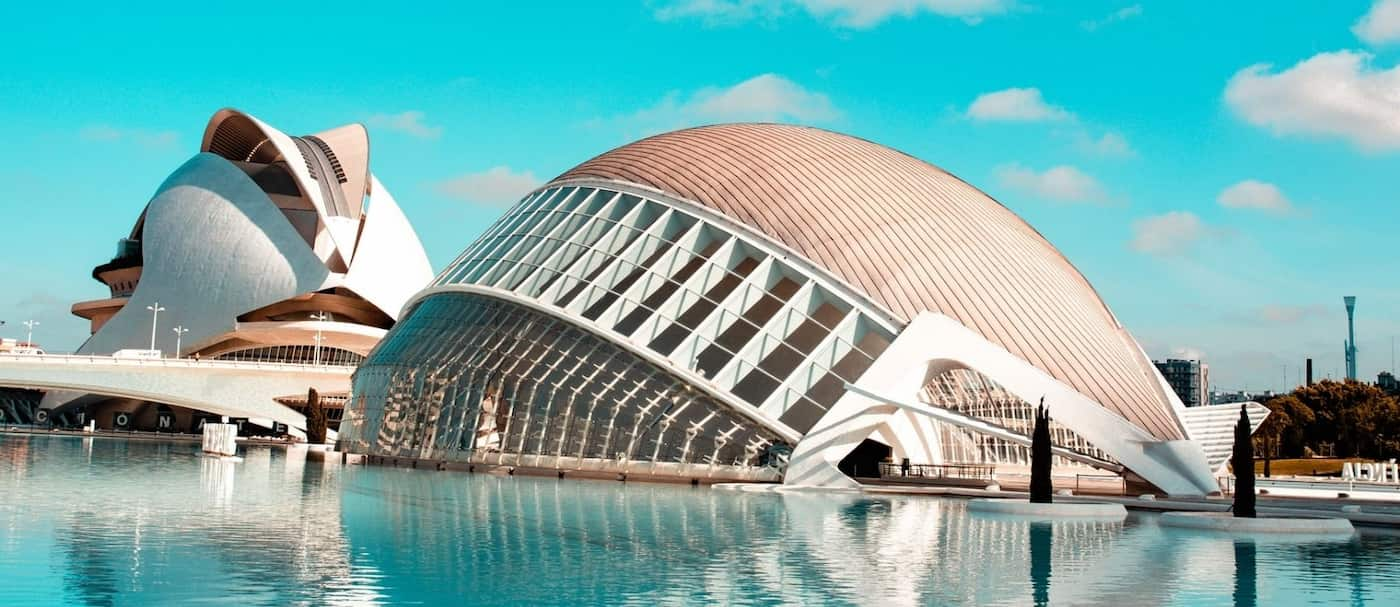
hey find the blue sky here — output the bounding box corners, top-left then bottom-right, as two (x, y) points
(2, 1), (1398, 392)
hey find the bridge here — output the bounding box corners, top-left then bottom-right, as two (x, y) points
(0, 353), (353, 435)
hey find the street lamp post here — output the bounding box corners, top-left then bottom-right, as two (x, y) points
(172, 326), (188, 359)
(146, 302), (165, 352)
(310, 311), (330, 365)
(22, 320), (39, 346)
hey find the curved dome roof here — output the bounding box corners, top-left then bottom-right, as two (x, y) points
(551, 123), (1183, 441)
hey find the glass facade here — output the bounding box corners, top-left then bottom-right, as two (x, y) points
(921, 369), (1116, 468)
(341, 293), (791, 478)
(212, 345), (365, 367)
(428, 185), (895, 436)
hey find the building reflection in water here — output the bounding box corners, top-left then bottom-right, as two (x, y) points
(0, 438), (382, 605)
(4, 435), (1400, 605)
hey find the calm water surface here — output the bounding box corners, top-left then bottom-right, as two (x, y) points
(2, 434), (1399, 606)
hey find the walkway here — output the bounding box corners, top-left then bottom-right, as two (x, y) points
(0, 354), (352, 434)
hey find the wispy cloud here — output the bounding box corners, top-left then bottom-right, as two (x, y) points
(79, 125), (178, 150)
(1074, 130), (1136, 158)
(434, 166), (541, 207)
(367, 110), (443, 139)
(1224, 50), (1400, 150)
(1080, 4), (1142, 32)
(1227, 304), (1329, 326)
(1217, 179), (1296, 215)
(995, 163), (1111, 204)
(966, 87), (1072, 122)
(652, 0), (1014, 29)
(590, 73), (838, 136)
(1354, 0), (1400, 46)
(1128, 211), (1221, 257)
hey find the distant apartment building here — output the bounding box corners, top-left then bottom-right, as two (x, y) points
(1153, 359), (1209, 408)
(1210, 389), (1276, 405)
(1379, 371), (1400, 396)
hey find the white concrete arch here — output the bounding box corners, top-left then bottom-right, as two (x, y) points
(785, 312), (1219, 496)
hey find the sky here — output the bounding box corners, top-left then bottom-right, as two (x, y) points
(1, 1), (1398, 392)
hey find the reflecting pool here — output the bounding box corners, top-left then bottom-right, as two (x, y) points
(2, 434), (1399, 606)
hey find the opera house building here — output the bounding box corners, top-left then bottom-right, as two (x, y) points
(40, 109), (433, 432)
(340, 124), (1230, 496)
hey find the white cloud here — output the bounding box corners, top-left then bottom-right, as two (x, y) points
(1354, 0), (1400, 46)
(1224, 50), (1400, 150)
(79, 125), (178, 149)
(1075, 131), (1135, 157)
(367, 111), (443, 139)
(1254, 304), (1327, 325)
(1081, 4), (1142, 31)
(599, 73), (839, 135)
(691, 73), (839, 121)
(652, 0), (1013, 28)
(1168, 346), (1204, 361)
(1129, 211), (1210, 257)
(995, 164), (1109, 204)
(966, 88), (1072, 122)
(1217, 179), (1295, 215)
(652, 0), (783, 25)
(434, 166), (541, 206)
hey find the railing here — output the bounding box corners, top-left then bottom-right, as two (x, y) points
(878, 462), (996, 483)
(0, 353), (354, 374)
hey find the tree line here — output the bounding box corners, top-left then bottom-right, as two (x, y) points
(1256, 379), (1400, 461)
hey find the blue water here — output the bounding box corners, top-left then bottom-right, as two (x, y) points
(2, 434), (1399, 606)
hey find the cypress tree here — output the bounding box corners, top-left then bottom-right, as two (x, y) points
(1030, 397), (1053, 504)
(1232, 405), (1256, 518)
(306, 387), (328, 445)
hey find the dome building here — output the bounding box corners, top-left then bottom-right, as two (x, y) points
(46, 109), (434, 433)
(340, 124), (1226, 495)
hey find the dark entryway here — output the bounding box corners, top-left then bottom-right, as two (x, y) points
(838, 438), (892, 479)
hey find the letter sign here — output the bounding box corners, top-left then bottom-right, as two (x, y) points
(157, 411), (175, 432)
(113, 411), (132, 429)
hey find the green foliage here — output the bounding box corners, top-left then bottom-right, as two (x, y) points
(1259, 380), (1400, 459)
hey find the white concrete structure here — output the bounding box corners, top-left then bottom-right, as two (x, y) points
(43, 109), (431, 430)
(1178, 402), (1270, 474)
(1, 353), (350, 436)
(342, 124), (1247, 495)
(1159, 512), (1354, 535)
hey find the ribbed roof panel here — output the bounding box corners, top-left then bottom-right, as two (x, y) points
(551, 123), (1183, 441)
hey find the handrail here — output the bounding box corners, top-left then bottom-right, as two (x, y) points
(878, 461), (996, 482)
(0, 353), (354, 374)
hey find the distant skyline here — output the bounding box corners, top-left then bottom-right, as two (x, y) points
(3, 1), (1398, 391)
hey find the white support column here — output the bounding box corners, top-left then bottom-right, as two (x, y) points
(667, 256), (780, 371)
(492, 191), (623, 291)
(445, 187), (564, 285)
(437, 188), (553, 286)
(757, 307), (862, 418)
(626, 236), (742, 351)
(602, 218), (711, 331)
(479, 189), (603, 287)
(516, 196), (655, 299)
(711, 280), (819, 391)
